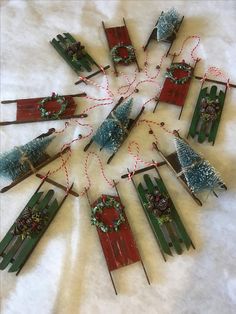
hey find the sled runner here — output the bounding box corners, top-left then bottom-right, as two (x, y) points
(102, 18), (140, 76)
(122, 165), (195, 261)
(85, 182), (150, 294)
(50, 33), (110, 84)
(0, 175), (75, 274)
(0, 92), (87, 126)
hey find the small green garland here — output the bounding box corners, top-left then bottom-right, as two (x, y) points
(165, 63), (192, 85)
(91, 196), (125, 233)
(38, 93), (68, 120)
(111, 44), (136, 64)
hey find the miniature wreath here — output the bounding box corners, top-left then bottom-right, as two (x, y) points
(111, 44), (136, 64)
(165, 63), (192, 85)
(91, 196), (125, 233)
(145, 188), (172, 225)
(38, 92), (68, 119)
(200, 96), (220, 122)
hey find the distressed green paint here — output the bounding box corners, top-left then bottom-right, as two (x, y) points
(208, 89), (225, 143)
(0, 188), (62, 273)
(9, 199), (59, 273)
(0, 191), (43, 255)
(51, 33), (95, 74)
(188, 85), (225, 144)
(154, 177), (192, 249)
(137, 183), (172, 256)
(137, 174), (193, 257)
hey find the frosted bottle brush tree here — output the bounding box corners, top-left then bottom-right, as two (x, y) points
(175, 137), (225, 193)
(0, 135), (54, 181)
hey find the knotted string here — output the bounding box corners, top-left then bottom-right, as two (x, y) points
(80, 152), (115, 197)
(169, 35), (201, 62)
(201, 66), (230, 89)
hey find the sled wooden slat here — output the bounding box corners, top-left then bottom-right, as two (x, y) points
(155, 59), (199, 119)
(102, 18), (140, 76)
(0, 179), (73, 274)
(0, 93), (87, 126)
(124, 167), (194, 260)
(0, 191), (44, 255)
(137, 182), (171, 258)
(51, 33), (109, 83)
(188, 85), (226, 145)
(92, 194), (141, 272)
(154, 177), (192, 249)
(86, 185), (150, 294)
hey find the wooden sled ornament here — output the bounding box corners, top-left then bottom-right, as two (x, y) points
(0, 128), (70, 193)
(85, 182), (150, 294)
(188, 76), (236, 145)
(0, 174), (75, 275)
(152, 131), (227, 206)
(102, 18), (140, 76)
(154, 56), (200, 119)
(0, 92), (87, 126)
(122, 165), (194, 260)
(84, 97), (144, 164)
(50, 33), (110, 85)
(144, 11), (184, 56)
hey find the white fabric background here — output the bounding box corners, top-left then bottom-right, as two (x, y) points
(0, 1), (236, 313)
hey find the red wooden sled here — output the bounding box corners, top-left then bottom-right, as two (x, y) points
(154, 56), (200, 119)
(0, 93), (87, 126)
(86, 182), (150, 294)
(102, 18), (140, 76)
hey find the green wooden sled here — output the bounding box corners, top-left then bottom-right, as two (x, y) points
(50, 33), (109, 84)
(123, 166), (194, 261)
(0, 176), (73, 275)
(188, 85), (226, 145)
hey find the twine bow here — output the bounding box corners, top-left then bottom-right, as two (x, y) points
(17, 147), (36, 173)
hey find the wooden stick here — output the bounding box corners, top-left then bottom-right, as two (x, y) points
(167, 15), (184, 57)
(0, 147), (70, 193)
(74, 65), (110, 85)
(0, 114), (87, 126)
(1, 93), (87, 104)
(121, 163), (166, 179)
(194, 76), (236, 88)
(143, 15), (161, 51)
(36, 174), (79, 197)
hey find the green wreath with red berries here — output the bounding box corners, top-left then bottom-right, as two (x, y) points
(38, 93), (68, 120)
(111, 44), (136, 64)
(165, 63), (192, 85)
(91, 196), (125, 233)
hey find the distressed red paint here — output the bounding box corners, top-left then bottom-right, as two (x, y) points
(159, 63), (193, 107)
(16, 96), (76, 121)
(92, 195), (140, 271)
